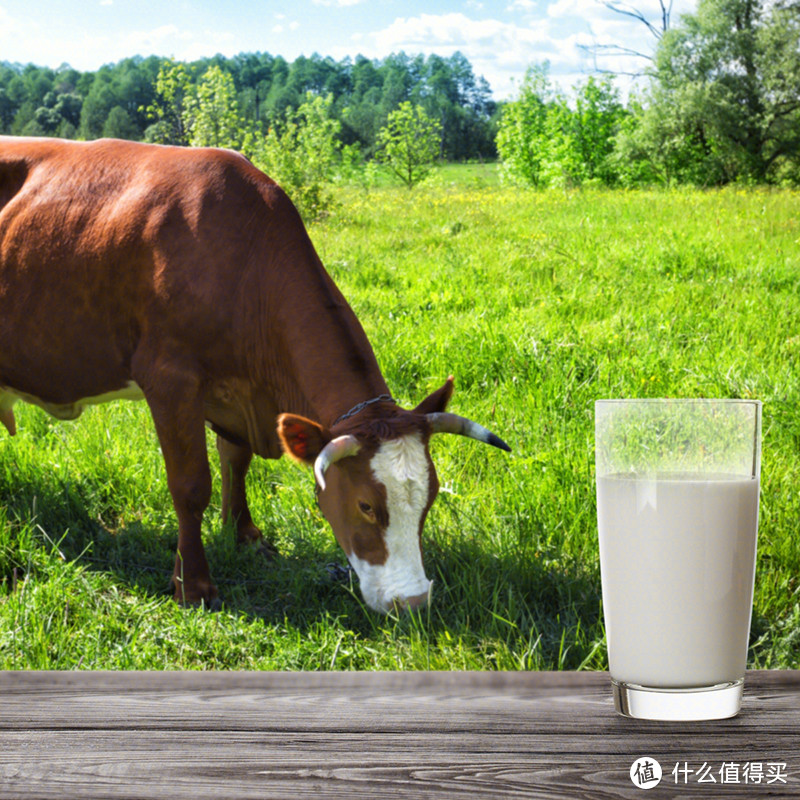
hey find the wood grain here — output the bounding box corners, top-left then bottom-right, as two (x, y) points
(0, 670), (797, 799)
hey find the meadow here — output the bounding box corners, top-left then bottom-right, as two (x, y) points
(1, 165), (798, 670)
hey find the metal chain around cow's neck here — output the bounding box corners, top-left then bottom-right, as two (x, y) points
(332, 394), (396, 428)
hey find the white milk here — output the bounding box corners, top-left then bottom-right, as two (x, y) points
(597, 473), (759, 688)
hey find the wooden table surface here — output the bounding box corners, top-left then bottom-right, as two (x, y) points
(0, 670), (797, 799)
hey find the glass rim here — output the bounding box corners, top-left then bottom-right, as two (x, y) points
(595, 398), (761, 407)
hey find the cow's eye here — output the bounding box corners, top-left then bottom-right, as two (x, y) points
(358, 501), (372, 514)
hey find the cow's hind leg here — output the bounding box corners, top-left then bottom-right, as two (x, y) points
(216, 435), (265, 547)
(138, 360), (217, 606)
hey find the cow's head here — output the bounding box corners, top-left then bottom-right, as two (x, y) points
(277, 378), (510, 613)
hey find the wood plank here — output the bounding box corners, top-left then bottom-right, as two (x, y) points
(0, 670), (797, 733)
(0, 669), (611, 691)
(0, 671), (797, 799)
(1, 730), (798, 800)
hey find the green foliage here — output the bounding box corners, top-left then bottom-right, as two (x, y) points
(102, 106), (138, 140)
(497, 67), (625, 188)
(496, 0), (799, 189)
(142, 58), (192, 145)
(496, 65), (553, 188)
(571, 77), (626, 184)
(2, 22), (798, 189)
(184, 65), (243, 150)
(375, 101), (442, 188)
(0, 51), (496, 162)
(244, 92), (342, 220)
(612, 90), (718, 186)
(634, 0), (800, 184)
(75, 58), (159, 141)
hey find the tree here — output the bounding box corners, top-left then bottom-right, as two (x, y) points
(103, 106), (139, 140)
(612, 90), (715, 185)
(375, 101), (442, 188)
(572, 76), (626, 183)
(54, 93), (83, 128)
(184, 66), (242, 149)
(79, 79), (116, 139)
(143, 59), (192, 145)
(244, 92), (341, 220)
(636, 0), (800, 183)
(497, 68), (626, 188)
(495, 65), (554, 188)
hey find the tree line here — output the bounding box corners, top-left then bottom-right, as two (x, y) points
(0, 51), (497, 162)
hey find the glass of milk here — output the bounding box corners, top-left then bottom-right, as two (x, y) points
(595, 399), (761, 720)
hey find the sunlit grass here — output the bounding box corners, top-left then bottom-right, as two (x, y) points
(1, 171), (798, 670)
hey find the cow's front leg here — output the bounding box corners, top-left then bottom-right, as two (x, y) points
(216, 435), (263, 546)
(141, 372), (216, 606)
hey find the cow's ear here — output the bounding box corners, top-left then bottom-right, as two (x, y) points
(414, 375), (455, 415)
(277, 414), (331, 465)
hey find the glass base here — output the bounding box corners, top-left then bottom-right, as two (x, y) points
(612, 678), (743, 720)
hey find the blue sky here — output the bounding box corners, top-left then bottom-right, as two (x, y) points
(0, 0), (695, 97)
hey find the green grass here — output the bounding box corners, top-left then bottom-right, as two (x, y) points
(1, 168), (798, 670)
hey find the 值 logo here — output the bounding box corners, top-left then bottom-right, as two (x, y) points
(630, 756), (663, 789)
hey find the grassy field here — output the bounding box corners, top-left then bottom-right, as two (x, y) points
(1, 165), (798, 670)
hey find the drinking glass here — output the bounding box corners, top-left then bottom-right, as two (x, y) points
(595, 399), (761, 720)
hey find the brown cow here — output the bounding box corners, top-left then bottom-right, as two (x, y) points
(0, 136), (509, 613)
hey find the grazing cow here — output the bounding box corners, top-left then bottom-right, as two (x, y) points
(0, 136), (510, 613)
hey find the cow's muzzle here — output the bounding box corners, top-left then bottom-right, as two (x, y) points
(389, 580), (433, 614)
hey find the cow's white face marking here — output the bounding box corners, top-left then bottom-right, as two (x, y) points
(347, 432), (433, 613)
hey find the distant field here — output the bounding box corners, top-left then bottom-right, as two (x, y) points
(1, 168), (798, 670)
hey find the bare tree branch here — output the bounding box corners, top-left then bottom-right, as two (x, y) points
(602, 0), (666, 39)
(581, 0), (674, 76)
(661, 0), (674, 35)
(580, 42), (655, 60)
(577, 43), (652, 76)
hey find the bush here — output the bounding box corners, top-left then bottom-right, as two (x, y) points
(375, 101), (442, 188)
(244, 93), (341, 221)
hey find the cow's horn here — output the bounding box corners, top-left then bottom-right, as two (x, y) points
(314, 435), (361, 491)
(426, 412), (511, 452)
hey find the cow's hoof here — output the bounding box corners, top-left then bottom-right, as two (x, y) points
(236, 521), (265, 546)
(237, 523), (278, 560)
(172, 579), (219, 609)
(254, 539), (278, 560)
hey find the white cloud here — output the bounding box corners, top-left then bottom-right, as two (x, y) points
(549, 0), (694, 41)
(341, 7), (671, 99)
(120, 24), (194, 55)
(177, 31), (237, 62)
(0, 5), (22, 39)
(371, 13), (550, 53)
(547, 0), (598, 17)
(313, 0), (366, 6)
(272, 24), (284, 33)
(0, 8), (239, 72)
(350, 13), (564, 98)
(96, 25), (235, 65)
(543, 0), (697, 84)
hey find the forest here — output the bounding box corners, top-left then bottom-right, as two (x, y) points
(0, 51), (498, 162)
